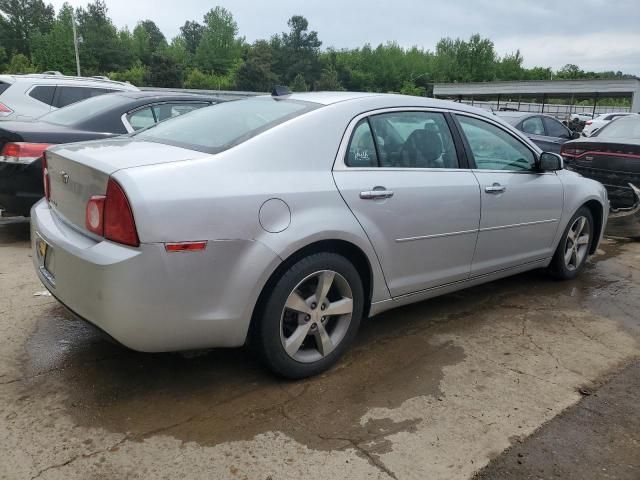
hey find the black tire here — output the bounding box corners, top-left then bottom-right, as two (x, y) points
(252, 252), (364, 379)
(549, 206), (594, 280)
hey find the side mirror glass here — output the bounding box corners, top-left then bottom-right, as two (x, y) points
(539, 152), (564, 171)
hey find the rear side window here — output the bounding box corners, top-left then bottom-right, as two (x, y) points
(0, 82), (11, 95)
(368, 111), (459, 168)
(29, 85), (56, 105)
(53, 86), (110, 108)
(127, 107), (156, 131)
(521, 117), (544, 135)
(135, 97), (319, 154)
(346, 120), (378, 167)
(152, 102), (208, 122)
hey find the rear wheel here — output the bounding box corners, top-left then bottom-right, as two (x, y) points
(549, 207), (593, 279)
(253, 252), (364, 379)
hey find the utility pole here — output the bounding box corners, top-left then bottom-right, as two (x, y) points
(71, 10), (81, 76)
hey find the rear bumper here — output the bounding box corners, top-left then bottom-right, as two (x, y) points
(0, 160), (42, 215)
(31, 200), (281, 352)
(607, 183), (640, 238)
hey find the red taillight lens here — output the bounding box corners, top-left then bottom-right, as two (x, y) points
(585, 121), (592, 125)
(42, 151), (51, 201)
(1, 142), (51, 162)
(85, 195), (106, 235)
(103, 179), (139, 247)
(0, 102), (13, 115)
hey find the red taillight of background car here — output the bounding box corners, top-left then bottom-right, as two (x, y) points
(42, 151), (51, 201)
(85, 195), (106, 235)
(85, 179), (139, 246)
(0, 142), (51, 163)
(585, 121), (592, 126)
(0, 102), (13, 115)
(103, 179), (139, 247)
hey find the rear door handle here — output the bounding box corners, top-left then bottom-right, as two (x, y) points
(360, 190), (394, 200)
(485, 183), (506, 194)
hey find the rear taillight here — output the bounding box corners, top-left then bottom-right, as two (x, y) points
(84, 179), (139, 246)
(0, 102), (13, 116)
(104, 179), (139, 247)
(1, 142), (52, 163)
(585, 121), (592, 126)
(42, 151), (51, 201)
(561, 147), (585, 157)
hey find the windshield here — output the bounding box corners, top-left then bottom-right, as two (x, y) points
(595, 115), (640, 139)
(135, 97), (320, 153)
(41, 93), (129, 126)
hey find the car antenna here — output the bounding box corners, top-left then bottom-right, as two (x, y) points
(272, 86), (292, 97)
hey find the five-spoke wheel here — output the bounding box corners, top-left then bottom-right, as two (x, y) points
(550, 207), (593, 279)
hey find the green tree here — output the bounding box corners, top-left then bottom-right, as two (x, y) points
(145, 52), (183, 87)
(194, 6), (243, 74)
(271, 15), (321, 86)
(75, 0), (129, 74)
(0, 0), (54, 56)
(556, 63), (584, 79)
(132, 19), (167, 64)
(108, 60), (147, 86)
(5, 52), (37, 73)
(289, 72), (308, 92)
(315, 65), (344, 91)
(235, 40), (278, 92)
(31, 3), (76, 74)
(180, 20), (203, 55)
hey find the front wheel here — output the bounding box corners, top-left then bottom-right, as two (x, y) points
(252, 252), (364, 379)
(549, 207), (594, 279)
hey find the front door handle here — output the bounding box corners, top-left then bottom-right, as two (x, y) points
(360, 189), (394, 200)
(485, 183), (506, 194)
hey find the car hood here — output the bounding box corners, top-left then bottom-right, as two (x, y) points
(49, 138), (205, 175)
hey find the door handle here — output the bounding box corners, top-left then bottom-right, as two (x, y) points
(485, 183), (506, 194)
(360, 189), (394, 200)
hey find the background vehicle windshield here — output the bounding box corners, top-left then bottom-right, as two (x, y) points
(41, 93), (129, 126)
(596, 116), (640, 139)
(135, 97), (319, 153)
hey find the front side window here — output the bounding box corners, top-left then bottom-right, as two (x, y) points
(457, 115), (536, 171)
(521, 116), (544, 135)
(543, 117), (570, 138)
(367, 111), (458, 168)
(345, 120), (378, 167)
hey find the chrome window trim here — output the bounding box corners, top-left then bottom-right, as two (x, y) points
(333, 106), (470, 171)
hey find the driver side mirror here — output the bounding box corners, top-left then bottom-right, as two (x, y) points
(571, 131), (580, 139)
(539, 152), (564, 171)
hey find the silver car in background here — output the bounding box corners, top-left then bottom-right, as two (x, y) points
(31, 92), (608, 378)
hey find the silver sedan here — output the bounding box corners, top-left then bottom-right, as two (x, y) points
(31, 92), (608, 378)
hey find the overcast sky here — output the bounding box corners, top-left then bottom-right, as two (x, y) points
(50, 0), (640, 75)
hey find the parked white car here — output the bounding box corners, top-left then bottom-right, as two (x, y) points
(569, 112), (593, 123)
(0, 73), (138, 121)
(582, 112), (636, 137)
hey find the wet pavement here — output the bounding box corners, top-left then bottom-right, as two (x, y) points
(1, 217), (639, 479)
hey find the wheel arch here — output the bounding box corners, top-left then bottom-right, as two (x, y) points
(582, 199), (605, 254)
(248, 239), (374, 342)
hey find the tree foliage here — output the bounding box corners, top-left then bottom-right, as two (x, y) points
(0, 2), (634, 95)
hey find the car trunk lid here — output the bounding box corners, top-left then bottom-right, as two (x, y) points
(46, 138), (202, 234)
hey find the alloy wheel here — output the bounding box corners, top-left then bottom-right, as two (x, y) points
(564, 216), (591, 271)
(279, 270), (354, 363)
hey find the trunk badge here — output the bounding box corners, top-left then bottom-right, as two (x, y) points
(60, 171), (69, 184)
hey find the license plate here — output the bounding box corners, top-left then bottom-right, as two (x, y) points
(35, 235), (56, 286)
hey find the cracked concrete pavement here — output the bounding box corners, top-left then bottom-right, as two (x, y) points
(1, 217), (639, 479)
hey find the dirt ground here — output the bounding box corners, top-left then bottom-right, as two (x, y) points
(1, 217), (639, 480)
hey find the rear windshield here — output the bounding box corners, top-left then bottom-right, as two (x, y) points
(41, 93), (129, 126)
(134, 97), (320, 153)
(596, 115), (640, 139)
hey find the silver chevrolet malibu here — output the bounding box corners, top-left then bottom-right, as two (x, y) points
(31, 92), (609, 378)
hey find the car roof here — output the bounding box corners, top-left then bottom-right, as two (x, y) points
(0, 73), (138, 90)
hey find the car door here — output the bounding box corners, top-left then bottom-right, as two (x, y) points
(454, 113), (563, 277)
(333, 110), (481, 297)
(542, 116), (573, 153)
